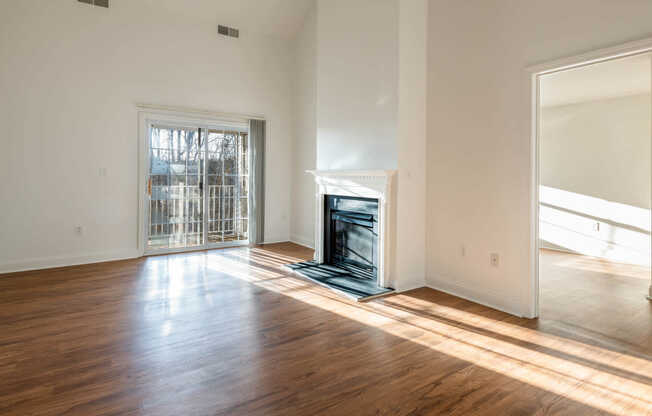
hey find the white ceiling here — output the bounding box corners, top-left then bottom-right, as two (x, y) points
(540, 53), (651, 108)
(140, 0), (314, 40)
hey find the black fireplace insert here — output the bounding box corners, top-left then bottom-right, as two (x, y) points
(324, 195), (378, 281)
(287, 194), (392, 301)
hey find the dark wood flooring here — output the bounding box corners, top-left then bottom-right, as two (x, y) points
(0, 243), (650, 415)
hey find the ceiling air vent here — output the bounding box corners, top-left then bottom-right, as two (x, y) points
(78, 0), (109, 8)
(218, 25), (239, 39)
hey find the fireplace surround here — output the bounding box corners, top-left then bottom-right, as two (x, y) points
(288, 170), (396, 300)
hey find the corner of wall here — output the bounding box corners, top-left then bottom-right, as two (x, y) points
(289, 0), (318, 250)
(394, 0), (428, 292)
(425, 275), (529, 318)
(290, 234), (315, 250)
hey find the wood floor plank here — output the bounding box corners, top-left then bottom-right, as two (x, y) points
(0, 244), (650, 415)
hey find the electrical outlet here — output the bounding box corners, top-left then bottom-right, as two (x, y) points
(75, 226), (83, 235)
(490, 253), (499, 267)
(461, 245), (466, 257)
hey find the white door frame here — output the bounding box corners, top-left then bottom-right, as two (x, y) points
(526, 37), (652, 318)
(137, 105), (259, 257)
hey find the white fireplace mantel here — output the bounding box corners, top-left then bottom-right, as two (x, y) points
(307, 169), (397, 289)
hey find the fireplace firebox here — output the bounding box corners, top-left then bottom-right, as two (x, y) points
(324, 195), (378, 282)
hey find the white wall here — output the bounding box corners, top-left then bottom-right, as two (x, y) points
(395, 0), (428, 291)
(541, 94), (651, 210)
(540, 94), (651, 266)
(427, 0), (652, 317)
(0, 0), (294, 272)
(290, 2), (318, 249)
(316, 0), (398, 170)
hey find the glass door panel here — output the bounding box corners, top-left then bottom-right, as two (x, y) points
(206, 129), (249, 244)
(147, 125), (203, 250)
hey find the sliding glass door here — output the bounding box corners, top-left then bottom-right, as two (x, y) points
(146, 123), (250, 254)
(206, 129), (249, 244)
(147, 126), (203, 251)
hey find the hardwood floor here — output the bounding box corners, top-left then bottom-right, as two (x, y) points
(0, 243), (650, 415)
(540, 249), (652, 354)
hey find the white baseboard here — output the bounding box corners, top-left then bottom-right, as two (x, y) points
(260, 238), (291, 245)
(541, 244), (651, 267)
(539, 244), (578, 256)
(0, 249), (141, 275)
(426, 277), (527, 318)
(391, 278), (426, 293)
(290, 234), (315, 249)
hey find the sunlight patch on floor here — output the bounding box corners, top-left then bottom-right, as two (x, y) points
(547, 250), (651, 280)
(226, 248), (652, 416)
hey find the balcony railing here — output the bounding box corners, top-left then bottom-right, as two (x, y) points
(148, 185), (248, 248)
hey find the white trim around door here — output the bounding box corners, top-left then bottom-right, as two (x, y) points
(526, 36), (652, 318)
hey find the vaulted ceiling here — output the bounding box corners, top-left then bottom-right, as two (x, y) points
(140, 0), (314, 40)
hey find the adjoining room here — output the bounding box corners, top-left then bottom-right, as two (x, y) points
(538, 54), (652, 352)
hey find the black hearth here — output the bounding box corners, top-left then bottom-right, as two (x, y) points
(287, 195), (393, 301)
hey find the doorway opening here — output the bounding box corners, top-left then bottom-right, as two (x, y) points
(533, 48), (652, 351)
